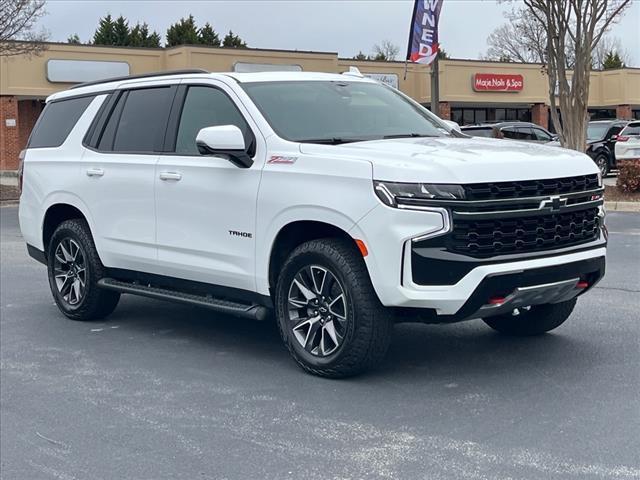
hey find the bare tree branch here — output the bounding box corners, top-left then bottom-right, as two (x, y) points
(0, 0), (48, 57)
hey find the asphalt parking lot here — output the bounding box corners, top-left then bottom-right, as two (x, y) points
(1, 206), (639, 480)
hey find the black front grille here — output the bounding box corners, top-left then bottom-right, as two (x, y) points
(463, 174), (599, 201)
(448, 207), (600, 257)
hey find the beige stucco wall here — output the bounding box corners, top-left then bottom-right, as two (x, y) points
(1, 42), (638, 108)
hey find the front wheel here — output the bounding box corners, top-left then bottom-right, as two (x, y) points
(482, 299), (576, 336)
(275, 238), (391, 378)
(47, 219), (120, 321)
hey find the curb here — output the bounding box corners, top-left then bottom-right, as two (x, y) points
(0, 201), (19, 207)
(604, 201), (640, 213)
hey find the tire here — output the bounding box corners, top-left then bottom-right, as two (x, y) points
(595, 154), (609, 177)
(47, 219), (120, 321)
(482, 298), (576, 336)
(275, 238), (392, 378)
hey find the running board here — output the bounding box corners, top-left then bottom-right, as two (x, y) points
(97, 278), (269, 321)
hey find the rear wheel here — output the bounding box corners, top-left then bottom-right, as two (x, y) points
(47, 219), (120, 321)
(482, 299), (576, 336)
(275, 238), (391, 378)
(595, 154), (609, 177)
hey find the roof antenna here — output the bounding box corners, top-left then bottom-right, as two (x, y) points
(343, 66), (364, 78)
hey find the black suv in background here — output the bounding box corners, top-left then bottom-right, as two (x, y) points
(586, 119), (628, 176)
(461, 121), (558, 145)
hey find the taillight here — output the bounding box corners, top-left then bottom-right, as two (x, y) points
(17, 150), (25, 195)
(616, 135), (629, 142)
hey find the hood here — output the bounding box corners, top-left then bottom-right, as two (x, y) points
(299, 137), (598, 183)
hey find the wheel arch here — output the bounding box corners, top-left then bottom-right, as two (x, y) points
(42, 201), (92, 258)
(267, 220), (364, 295)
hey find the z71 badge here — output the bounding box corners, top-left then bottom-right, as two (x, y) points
(267, 155), (297, 165)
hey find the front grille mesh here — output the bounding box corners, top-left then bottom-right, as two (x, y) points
(463, 174), (599, 201)
(449, 207), (600, 256)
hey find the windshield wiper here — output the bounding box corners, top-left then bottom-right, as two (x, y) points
(382, 133), (438, 139)
(297, 137), (367, 145)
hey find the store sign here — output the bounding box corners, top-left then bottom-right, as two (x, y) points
(364, 73), (399, 89)
(46, 59), (130, 83)
(473, 73), (523, 92)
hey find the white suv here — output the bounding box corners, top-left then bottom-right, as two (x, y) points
(19, 69), (607, 377)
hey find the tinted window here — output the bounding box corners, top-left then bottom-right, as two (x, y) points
(516, 127), (536, 140)
(101, 87), (173, 153)
(621, 122), (640, 136)
(29, 96), (95, 148)
(461, 127), (493, 138)
(501, 127), (524, 139)
(607, 125), (623, 139)
(533, 128), (552, 141)
(175, 86), (251, 155)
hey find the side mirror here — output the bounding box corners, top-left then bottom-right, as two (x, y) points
(196, 125), (253, 168)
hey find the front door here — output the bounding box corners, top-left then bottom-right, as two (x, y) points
(154, 82), (264, 292)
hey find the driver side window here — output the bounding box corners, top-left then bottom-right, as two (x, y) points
(175, 86), (252, 155)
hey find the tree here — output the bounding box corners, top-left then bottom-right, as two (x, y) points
(129, 22), (161, 48)
(523, 0), (631, 151)
(592, 35), (630, 69)
(372, 40), (399, 61)
(437, 48), (449, 60)
(602, 51), (624, 69)
(112, 15), (130, 46)
(92, 14), (115, 46)
(486, 7), (547, 64)
(0, 0), (48, 57)
(199, 22), (220, 47)
(353, 51), (369, 60)
(166, 15), (199, 46)
(67, 33), (81, 44)
(222, 30), (247, 48)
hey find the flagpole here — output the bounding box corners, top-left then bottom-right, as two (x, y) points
(430, 56), (440, 117)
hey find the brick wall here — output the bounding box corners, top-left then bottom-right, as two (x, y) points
(616, 104), (632, 120)
(438, 102), (451, 120)
(1, 96), (20, 171)
(18, 100), (44, 155)
(531, 103), (549, 130)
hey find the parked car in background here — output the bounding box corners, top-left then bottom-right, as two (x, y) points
(461, 122), (558, 145)
(614, 121), (640, 161)
(586, 119), (628, 176)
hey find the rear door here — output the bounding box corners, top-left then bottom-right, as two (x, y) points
(154, 80), (265, 291)
(81, 83), (176, 271)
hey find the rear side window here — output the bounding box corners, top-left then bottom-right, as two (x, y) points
(461, 127), (493, 138)
(98, 87), (174, 153)
(28, 96), (95, 148)
(622, 122), (640, 136)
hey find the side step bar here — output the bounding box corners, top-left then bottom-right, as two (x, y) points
(97, 278), (269, 321)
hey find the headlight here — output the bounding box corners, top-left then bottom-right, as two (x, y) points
(374, 181), (466, 207)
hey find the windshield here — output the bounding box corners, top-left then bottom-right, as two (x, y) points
(241, 80), (448, 144)
(587, 123), (610, 141)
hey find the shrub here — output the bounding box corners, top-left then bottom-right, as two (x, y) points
(616, 159), (640, 193)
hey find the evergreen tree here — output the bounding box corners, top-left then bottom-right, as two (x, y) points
(437, 48), (449, 60)
(222, 30), (247, 48)
(129, 22), (161, 48)
(602, 51), (624, 69)
(92, 14), (115, 45)
(67, 33), (81, 44)
(113, 15), (130, 46)
(353, 51), (368, 60)
(198, 22), (220, 46)
(166, 15), (200, 46)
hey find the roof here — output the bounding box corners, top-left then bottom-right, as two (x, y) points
(46, 70), (375, 103)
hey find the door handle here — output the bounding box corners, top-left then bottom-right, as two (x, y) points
(86, 168), (104, 177)
(159, 171), (182, 181)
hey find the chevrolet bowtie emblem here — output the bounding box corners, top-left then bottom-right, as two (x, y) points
(540, 195), (568, 212)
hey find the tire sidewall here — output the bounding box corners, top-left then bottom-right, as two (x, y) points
(276, 249), (357, 369)
(47, 223), (93, 315)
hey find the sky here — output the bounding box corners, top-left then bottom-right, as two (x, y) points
(35, 0), (640, 65)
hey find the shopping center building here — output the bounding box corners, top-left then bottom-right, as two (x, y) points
(2, 41), (639, 171)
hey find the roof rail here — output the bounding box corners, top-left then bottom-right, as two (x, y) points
(69, 69), (209, 90)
